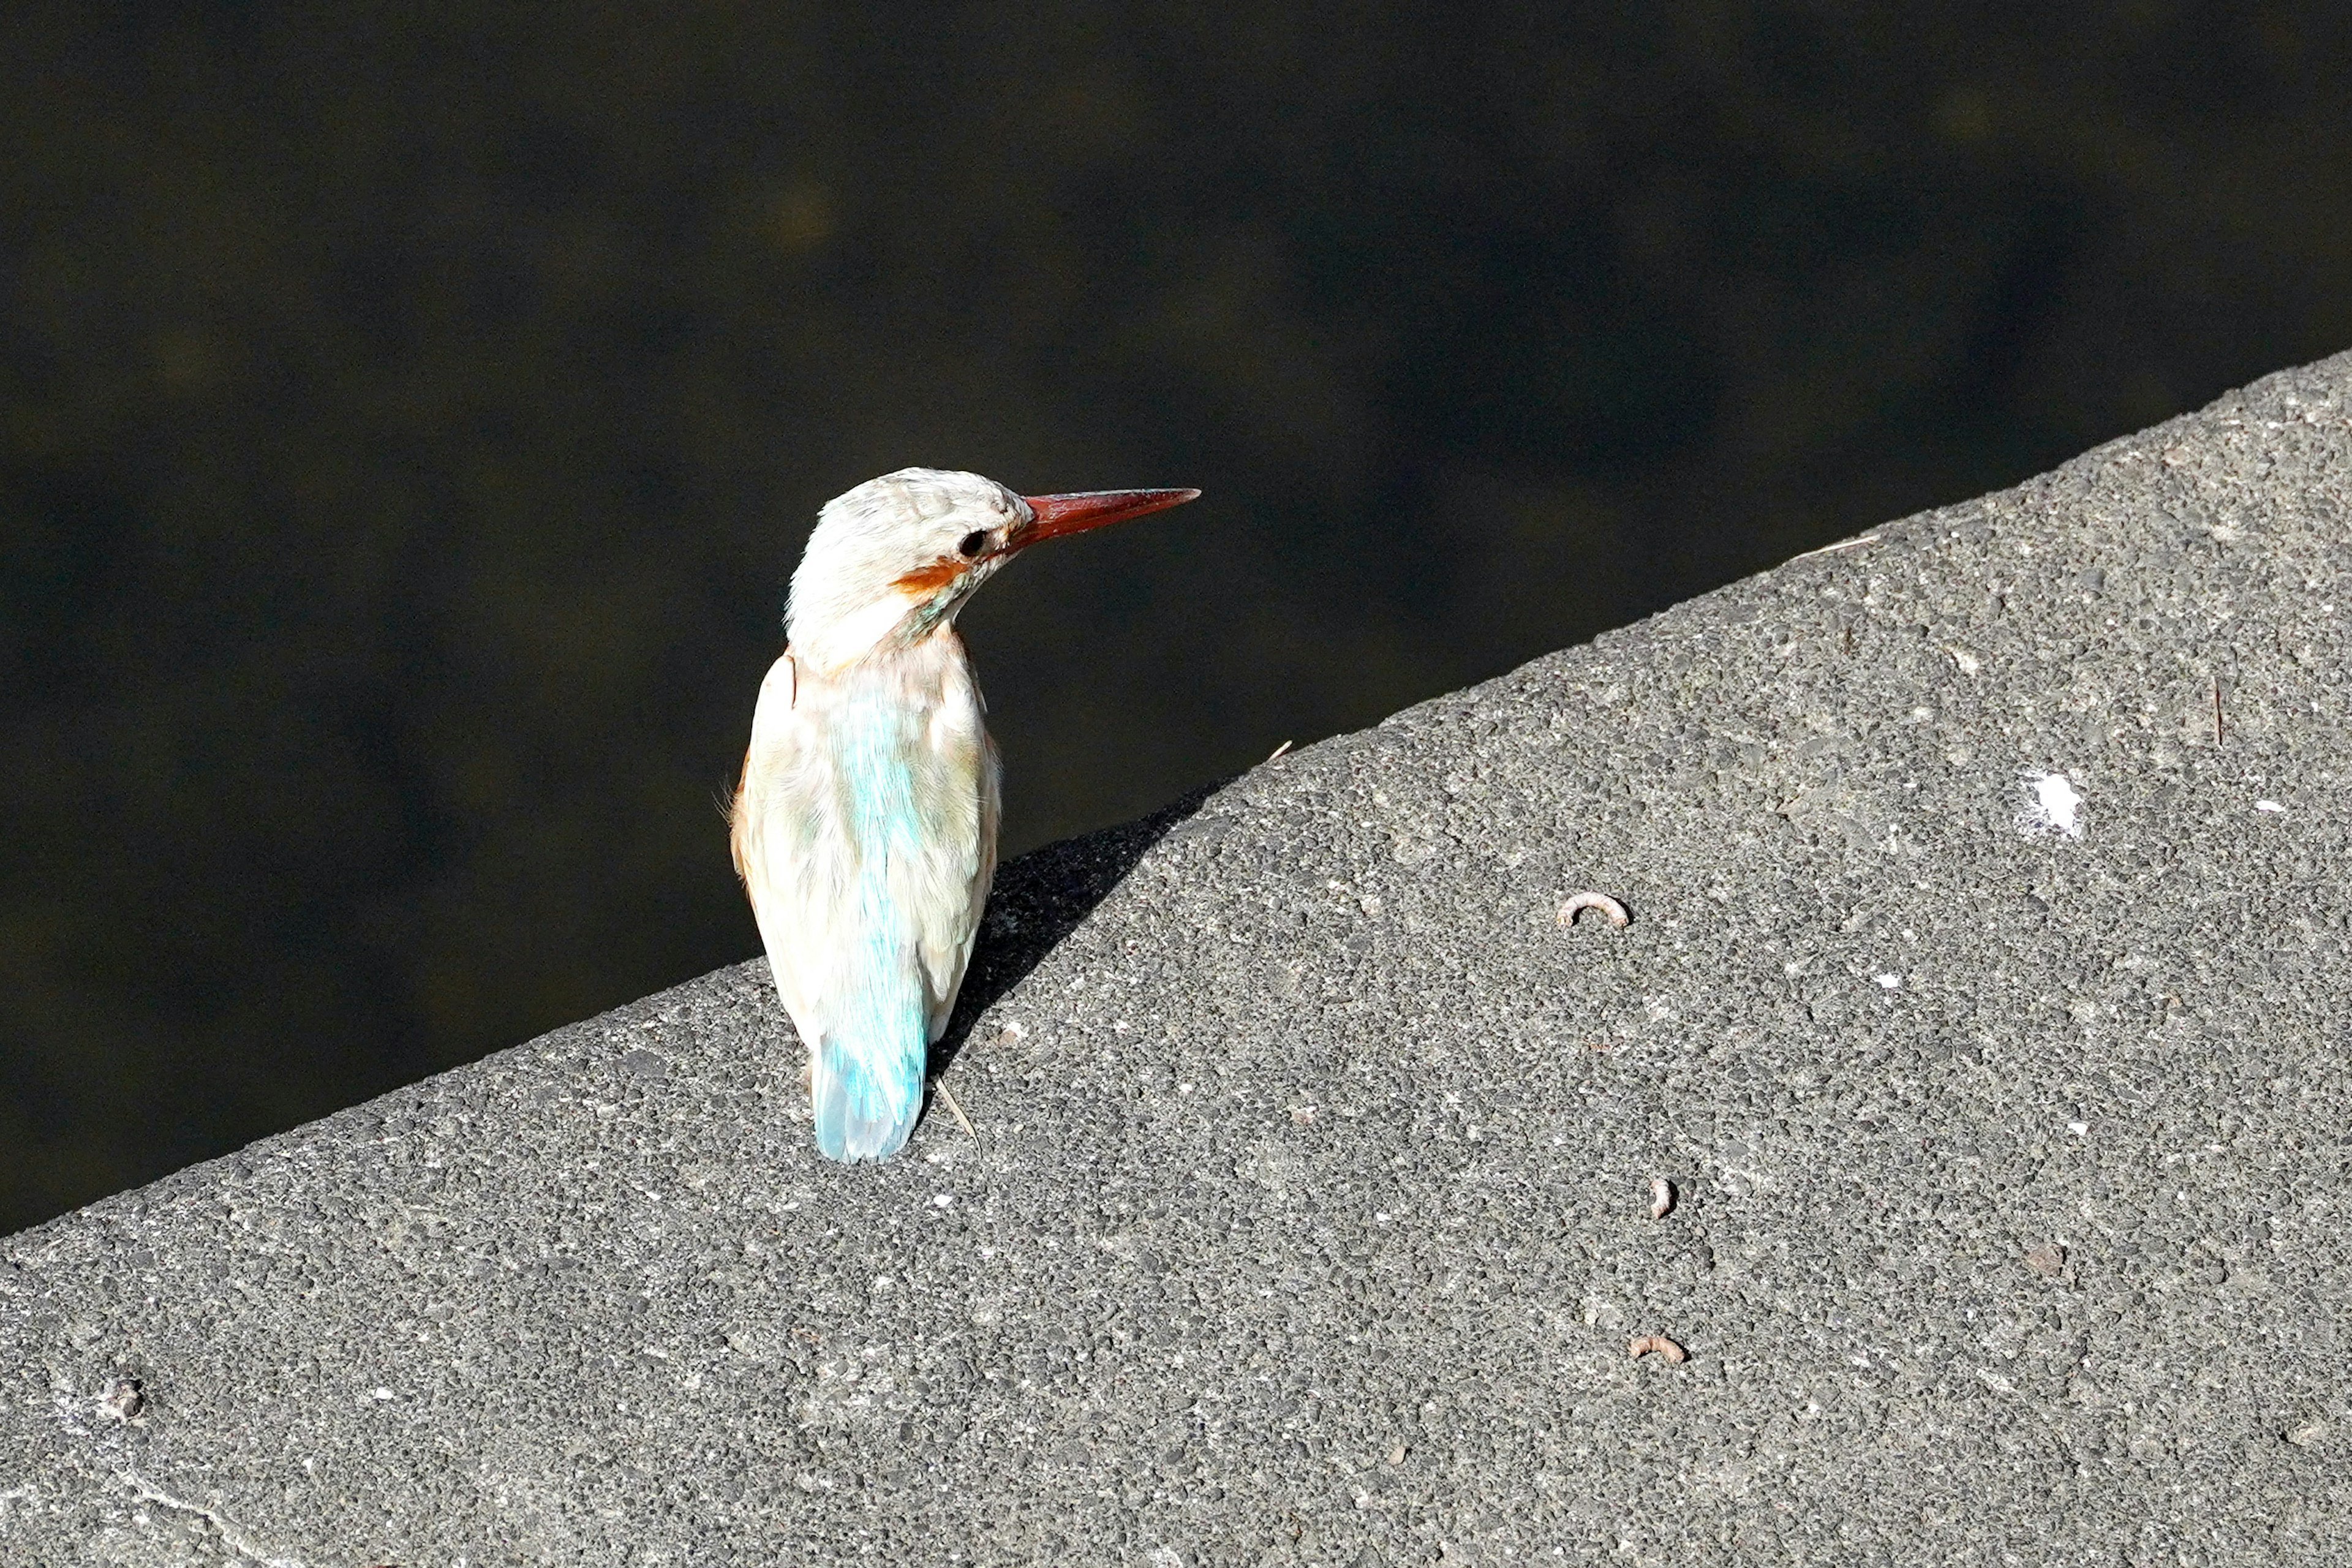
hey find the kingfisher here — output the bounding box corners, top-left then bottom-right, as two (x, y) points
(730, 468), (1199, 1161)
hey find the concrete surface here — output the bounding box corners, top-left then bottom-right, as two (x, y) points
(6, 354), (2352, 1567)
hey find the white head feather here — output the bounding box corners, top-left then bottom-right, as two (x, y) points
(785, 468), (1029, 673)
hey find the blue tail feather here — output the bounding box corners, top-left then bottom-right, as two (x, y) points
(811, 1025), (924, 1162)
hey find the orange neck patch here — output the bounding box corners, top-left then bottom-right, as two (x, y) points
(892, 557), (967, 596)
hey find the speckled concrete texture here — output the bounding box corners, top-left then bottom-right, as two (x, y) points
(7, 355), (2351, 1566)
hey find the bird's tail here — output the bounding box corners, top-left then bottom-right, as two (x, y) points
(810, 1003), (926, 1161)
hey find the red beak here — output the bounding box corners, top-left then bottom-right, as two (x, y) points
(1018, 487), (1200, 545)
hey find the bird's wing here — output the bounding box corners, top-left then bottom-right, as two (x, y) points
(916, 666), (998, 1042)
(729, 652), (792, 887)
(733, 651), (828, 1026)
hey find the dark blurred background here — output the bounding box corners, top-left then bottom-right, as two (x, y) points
(6, 2), (2350, 1231)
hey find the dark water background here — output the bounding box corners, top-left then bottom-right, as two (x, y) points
(7, 4), (2351, 1230)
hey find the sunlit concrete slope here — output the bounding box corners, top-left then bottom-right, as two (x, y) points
(7, 355), (2350, 1565)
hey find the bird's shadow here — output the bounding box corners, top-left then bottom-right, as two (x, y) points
(930, 780), (1223, 1076)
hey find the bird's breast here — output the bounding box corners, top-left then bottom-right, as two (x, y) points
(772, 638), (990, 882)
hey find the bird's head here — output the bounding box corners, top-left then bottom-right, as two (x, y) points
(784, 467), (1199, 671)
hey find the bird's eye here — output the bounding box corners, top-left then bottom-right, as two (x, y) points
(956, 530), (989, 559)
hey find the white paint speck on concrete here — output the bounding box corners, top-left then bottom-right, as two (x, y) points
(2018, 771), (2084, 838)
(2256, 800), (2285, 813)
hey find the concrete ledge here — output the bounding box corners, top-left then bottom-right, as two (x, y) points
(7, 356), (2352, 1564)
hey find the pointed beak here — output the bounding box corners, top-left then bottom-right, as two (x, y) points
(1017, 487), (1200, 546)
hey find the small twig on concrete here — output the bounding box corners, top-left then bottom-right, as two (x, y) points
(1785, 533), (1880, 562)
(932, 1078), (979, 1152)
(2212, 679), (2224, 746)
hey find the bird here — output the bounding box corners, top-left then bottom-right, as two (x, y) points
(730, 467), (1200, 1161)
